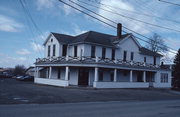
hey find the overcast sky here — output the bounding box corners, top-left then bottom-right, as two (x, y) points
(0, 0), (180, 68)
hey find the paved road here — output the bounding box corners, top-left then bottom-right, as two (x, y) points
(1, 78), (180, 104)
(0, 100), (180, 117)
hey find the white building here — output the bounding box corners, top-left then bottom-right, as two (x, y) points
(34, 24), (171, 88)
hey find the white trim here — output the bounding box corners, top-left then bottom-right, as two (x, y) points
(93, 82), (149, 88)
(35, 78), (69, 87)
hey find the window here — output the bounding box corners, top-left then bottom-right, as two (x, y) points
(102, 48), (106, 59)
(53, 44), (56, 56)
(130, 52), (134, 61)
(144, 57), (146, 63)
(99, 70), (103, 81)
(154, 56), (156, 65)
(110, 71), (114, 81)
(91, 46), (96, 58)
(51, 39), (53, 42)
(74, 46), (77, 57)
(161, 73), (168, 83)
(112, 49), (115, 60)
(57, 68), (61, 79)
(62, 45), (67, 56)
(123, 51), (127, 61)
(48, 45), (50, 57)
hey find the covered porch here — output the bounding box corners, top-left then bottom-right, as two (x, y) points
(34, 66), (157, 88)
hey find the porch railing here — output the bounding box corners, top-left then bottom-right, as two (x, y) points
(35, 56), (166, 69)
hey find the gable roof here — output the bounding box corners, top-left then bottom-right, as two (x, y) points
(71, 31), (116, 47)
(117, 34), (142, 48)
(44, 31), (162, 57)
(139, 47), (163, 57)
(51, 32), (74, 44)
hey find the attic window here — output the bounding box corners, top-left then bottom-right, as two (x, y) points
(51, 39), (53, 42)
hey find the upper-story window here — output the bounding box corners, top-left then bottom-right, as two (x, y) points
(144, 57), (146, 63)
(53, 44), (56, 56)
(123, 51), (127, 61)
(153, 56), (156, 65)
(130, 52), (134, 61)
(91, 46), (96, 58)
(74, 46), (77, 57)
(102, 47), (106, 59)
(48, 45), (50, 57)
(112, 49), (115, 60)
(51, 39), (53, 42)
(62, 45), (67, 56)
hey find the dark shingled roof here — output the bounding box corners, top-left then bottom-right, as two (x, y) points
(52, 31), (130, 47)
(51, 31), (162, 57)
(139, 47), (162, 57)
(72, 31), (116, 46)
(51, 32), (74, 44)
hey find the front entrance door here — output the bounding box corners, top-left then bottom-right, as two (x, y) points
(78, 68), (89, 86)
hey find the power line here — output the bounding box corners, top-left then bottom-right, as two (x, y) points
(58, 0), (177, 54)
(19, 0), (44, 57)
(85, 0), (180, 24)
(76, 0), (180, 33)
(68, 0), (177, 53)
(158, 0), (180, 7)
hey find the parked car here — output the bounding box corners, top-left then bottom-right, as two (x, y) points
(16, 75), (34, 81)
(16, 76), (24, 80)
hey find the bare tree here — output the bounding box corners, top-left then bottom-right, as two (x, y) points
(146, 33), (168, 53)
(13, 65), (26, 76)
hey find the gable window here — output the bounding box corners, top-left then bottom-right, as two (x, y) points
(130, 52), (134, 61)
(123, 51), (127, 61)
(144, 57), (146, 63)
(91, 46), (96, 58)
(62, 45), (67, 56)
(102, 48), (106, 59)
(112, 49), (115, 60)
(153, 56), (156, 65)
(74, 46), (77, 57)
(53, 44), (56, 56)
(48, 45), (50, 57)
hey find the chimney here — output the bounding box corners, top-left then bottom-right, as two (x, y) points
(117, 23), (122, 39)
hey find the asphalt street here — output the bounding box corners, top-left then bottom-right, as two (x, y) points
(1, 78), (180, 104)
(0, 100), (180, 117)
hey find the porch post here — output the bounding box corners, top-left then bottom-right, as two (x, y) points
(36, 67), (39, 78)
(130, 70), (133, 82)
(49, 66), (52, 79)
(94, 67), (99, 82)
(143, 71), (146, 82)
(65, 66), (69, 81)
(114, 69), (117, 82)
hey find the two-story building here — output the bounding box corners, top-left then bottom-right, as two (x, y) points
(34, 24), (171, 88)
